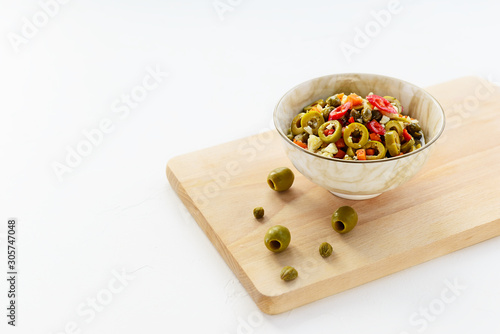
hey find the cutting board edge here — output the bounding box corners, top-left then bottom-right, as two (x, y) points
(253, 217), (500, 314)
(167, 159), (279, 314)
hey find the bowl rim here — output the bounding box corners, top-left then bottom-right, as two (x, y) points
(273, 73), (446, 164)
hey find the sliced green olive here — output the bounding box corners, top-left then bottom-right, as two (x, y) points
(300, 111), (325, 135)
(407, 123), (423, 139)
(385, 130), (401, 156)
(346, 146), (355, 157)
(363, 140), (387, 160)
(384, 96), (402, 113)
(401, 137), (415, 153)
(264, 225), (291, 252)
(318, 120), (341, 143)
(291, 113), (305, 135)
(385, 120), (404, 136)
(267, 167), (294, 192)
(392, 116), (411, 123)
(332, 206), (358, 234)
(343, 122), (369, 149)
(326, 95), (341, 107)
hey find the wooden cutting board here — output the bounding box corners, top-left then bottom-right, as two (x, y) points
(166, 77), (500, 315)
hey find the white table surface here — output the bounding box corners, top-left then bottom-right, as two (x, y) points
(2, 0), (500, 333)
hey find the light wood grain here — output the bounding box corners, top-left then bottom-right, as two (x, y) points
(166, 77), (500, 314)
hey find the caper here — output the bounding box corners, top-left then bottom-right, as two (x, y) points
(350, 109), (361, 120)
(267, 167), (294, 192)
(322, 106), (334, 121)
(319, 242), (333, 258)
(332, 206), (358, 234)
(264, 225), (291, 252)
(280, 266), (298, 281)
(253, 207), (264, 219)
(362, 108), (372, 123)
(326, 95), (341, 107)
(372, 110), (382, 121)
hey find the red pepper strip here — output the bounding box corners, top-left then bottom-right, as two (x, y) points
(328, 102), (352, 121)
(348, 117), (354, 123)
(402, 128), (412, 142)
(366, 95), (398, 118)
(366, 119), (386, 135)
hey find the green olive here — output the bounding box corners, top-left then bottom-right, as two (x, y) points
(363, 140), (386, 160)
(301, 111), (325, 135)
(385, 130), (401, 156)
(332, 206), (358, 234)
(318, 120), (342, 143)
(264, 225), (291, 252)
(326, 95), (341, 107)
(291, 113), (305, 135)
(267, 167), (294, 192)
(385, 120), (404, 136)
(343, 122), (369, 149)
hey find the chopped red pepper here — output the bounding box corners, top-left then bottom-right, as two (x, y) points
(328, 102), (352, 121)
(293, 139), (307, 149)
(334, 150), (346, 159)
(366, 95), (398, 117)
(402, 128), (412, 142)
(345, 94), (363, 107)
(324, 129), (335, 136)
(369, 133), (381, 142)
(367, 120), (386, 135)
(348, 116), (354, 123)
(356, 149), (367, 160)
(335, 138), (346, 149)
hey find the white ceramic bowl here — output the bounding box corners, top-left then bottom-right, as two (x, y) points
(274, 73), (445, 200)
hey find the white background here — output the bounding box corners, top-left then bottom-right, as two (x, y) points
(2, 0), (500, 333)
